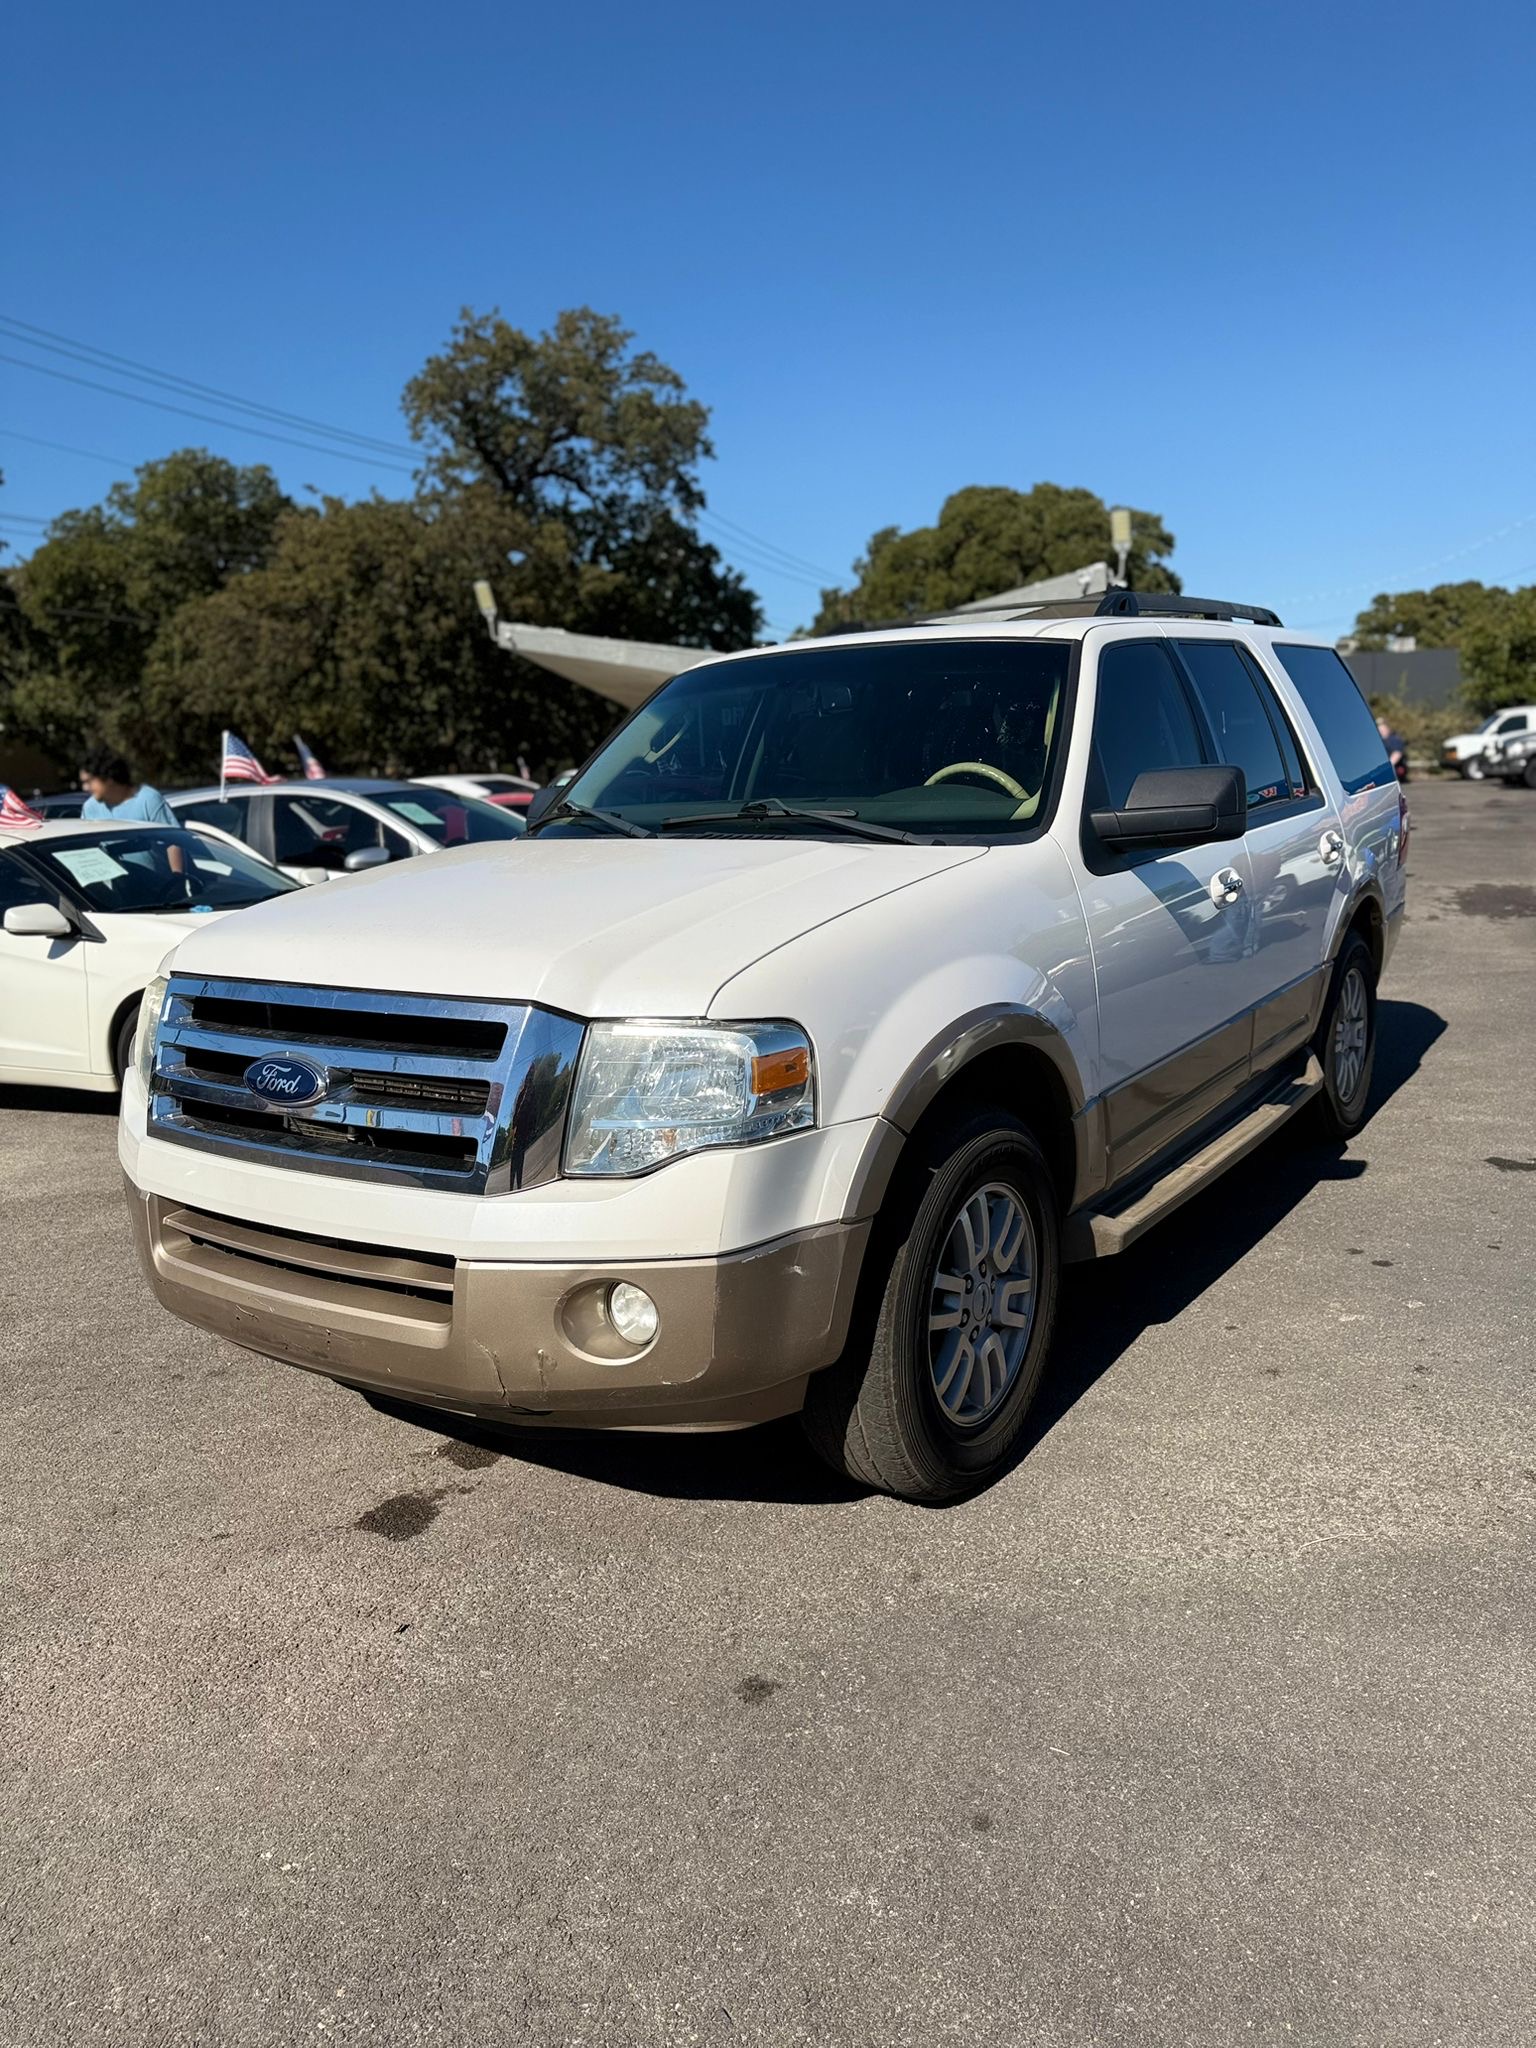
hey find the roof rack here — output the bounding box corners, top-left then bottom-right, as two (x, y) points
(1009, 592), (1284, 627)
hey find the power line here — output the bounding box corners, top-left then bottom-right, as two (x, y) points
(2, 316), (849, 589)
(0, 352), (420, 476)
(698, 507), (842, 582)
(0, 426), (136, 470)
(0, 315), (419, 461)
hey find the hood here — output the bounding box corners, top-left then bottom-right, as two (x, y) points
(92, 906), (233, 955)
(163, 836), (987, 1017)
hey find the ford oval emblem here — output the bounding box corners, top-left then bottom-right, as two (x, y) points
(244, 1055), (329, 1108)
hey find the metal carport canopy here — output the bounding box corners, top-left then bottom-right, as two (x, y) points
(496, 623), (718, 710)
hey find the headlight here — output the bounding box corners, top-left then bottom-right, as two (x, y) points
(134, 973), (171, 1092)
(564, 1020), (815, 1177)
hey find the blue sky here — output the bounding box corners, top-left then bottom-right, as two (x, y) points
(4, 0), (1534, 641)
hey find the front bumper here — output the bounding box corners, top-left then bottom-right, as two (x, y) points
(126, 1184), (869, 1431)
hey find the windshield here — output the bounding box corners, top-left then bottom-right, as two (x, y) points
(379, 788), (525, 842)
(34, 828), (297, 914)
(559, 640), (1071, 838)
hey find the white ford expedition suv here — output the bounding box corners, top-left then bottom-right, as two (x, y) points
(122, 595), (1408, 1501)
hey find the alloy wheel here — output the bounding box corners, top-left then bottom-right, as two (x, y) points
(927, 1181), (1038, 1429)
(1332, 963), (1370, 1106)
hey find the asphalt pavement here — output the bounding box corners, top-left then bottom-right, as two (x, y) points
(3, 776), (1534, 2047)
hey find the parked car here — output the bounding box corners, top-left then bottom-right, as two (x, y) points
(124, 593), (1407, 1502)
(1485, 727), (1536, 788)
(27, 791), (89, 820)
(1441, 705), (1536, 779)
(169, 778), (525, 874)
(416, 773), (539, 813)
(1, 820), (297, 1092)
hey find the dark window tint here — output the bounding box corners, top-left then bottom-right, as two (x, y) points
(1086, 640), (1206, 810)
(1270, 645), (1394, 796)
(175, 796), (251, 838)
(271, 795), (412, 869)
(0, 854), (53, 916)
(1174, 640), (1289, 809)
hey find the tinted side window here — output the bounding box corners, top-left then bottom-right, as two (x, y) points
(1271, 645), (1394, 796)
(1086, 640), (1206, 810)
(0, 854), (52, 916)
(1174, 640), (1289, 809)
(176, 796), (251, 837)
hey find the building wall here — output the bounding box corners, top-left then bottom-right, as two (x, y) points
(1343, 647), (1463, 709)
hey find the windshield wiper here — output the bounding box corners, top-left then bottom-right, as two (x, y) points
(658, 798), (929, 844)
(529, 800), (655, 839)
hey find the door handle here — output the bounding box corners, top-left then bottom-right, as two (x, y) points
(1210, 867), (1244, 906)
(1319, 829), (1345, 867)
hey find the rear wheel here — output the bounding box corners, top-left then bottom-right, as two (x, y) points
(801, 1110), (1060, 1502)
(1523, 760), (1536, 791)
(1313, 932), (1377, 1138)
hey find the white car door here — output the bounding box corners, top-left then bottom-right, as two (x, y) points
(1170, 636), (1346, 1079)
(0, 850), (91, 1078)
(1069, 633), (1257, 1187)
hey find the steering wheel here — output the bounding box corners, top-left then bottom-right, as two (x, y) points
(923, 760), (1029, 800)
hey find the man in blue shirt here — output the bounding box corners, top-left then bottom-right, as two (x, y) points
(79, 746), (178, 823)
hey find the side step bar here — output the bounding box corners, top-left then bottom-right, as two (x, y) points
(1063, 1056), (1325, 1262)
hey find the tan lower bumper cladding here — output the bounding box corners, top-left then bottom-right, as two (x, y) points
(126, 1183), (869, 1432)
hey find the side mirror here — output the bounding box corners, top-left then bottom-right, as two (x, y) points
(343, 846), (392, 873)
(3, 902), (76, 941)
(1091, 766), (1246, 852)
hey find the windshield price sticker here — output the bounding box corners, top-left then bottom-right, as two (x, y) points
(54, 847), (130, 886)
(388, 800), (444, 828)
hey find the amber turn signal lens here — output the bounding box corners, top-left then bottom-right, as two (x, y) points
(751, 1045), (810, 1096)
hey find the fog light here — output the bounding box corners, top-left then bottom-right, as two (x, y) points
(607, 1282), (659, 1346)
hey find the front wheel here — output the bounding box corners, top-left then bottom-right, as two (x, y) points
(801, 1110), (1060, 1502)
(1313, 932), (1377, 1138)
(1459, 756), (1485, 781)
(113, 1007), (139, 1086)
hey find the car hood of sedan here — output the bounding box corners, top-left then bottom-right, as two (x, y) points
(162, 835), (987, 1017)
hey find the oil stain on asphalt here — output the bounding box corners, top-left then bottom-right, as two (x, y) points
(1453, 884), (1536, 922)
(354, 1489), (447, 1540)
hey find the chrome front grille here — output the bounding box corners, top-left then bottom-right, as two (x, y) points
(148, 976), (585, 1194)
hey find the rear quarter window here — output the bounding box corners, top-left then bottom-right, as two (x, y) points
(1270, 645), (1394, 796)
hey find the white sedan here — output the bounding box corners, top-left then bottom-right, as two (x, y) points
(0, 819), (298, 1093)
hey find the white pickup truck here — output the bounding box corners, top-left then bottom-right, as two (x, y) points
(122, 596), (1407, 1500)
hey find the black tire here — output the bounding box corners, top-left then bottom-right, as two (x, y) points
(1312, 931), (1377, 1139)
(801, 1109), (1060, 1503)
(112, 1006), (139, 1085)
(1459, 757), (1485, 781)
(1523, 761), (1536, 791)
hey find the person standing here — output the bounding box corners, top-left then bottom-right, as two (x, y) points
(1376, 718), (1409, 784)
(79, 746), (178, 824)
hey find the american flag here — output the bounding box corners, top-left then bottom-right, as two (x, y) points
(293, 734), (327, 781)
(221, 731), (277, 786)
(0, 784), (45, 830)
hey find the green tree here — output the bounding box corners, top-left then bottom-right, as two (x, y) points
(1350, 579), (1536, 714)
(146, 494), (615, 780)
(2, 449), (290, 772)
(405, 305), (760, 650)
(808, 484), (1179, 632)
(1459, 586), (1536, 713)
(1351, 581), (1502, 651)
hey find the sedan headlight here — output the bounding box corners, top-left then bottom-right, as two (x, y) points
(564, 1020), (815, 1177)
(134, 973), (171, 1093)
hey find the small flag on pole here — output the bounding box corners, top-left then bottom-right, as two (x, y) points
(293, 734), (327, 781)
(0, 785), (46, 829)
(220, 731), (277, 795)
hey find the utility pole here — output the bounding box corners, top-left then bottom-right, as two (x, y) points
(1110, 506), (1133, 589)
